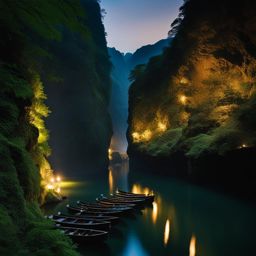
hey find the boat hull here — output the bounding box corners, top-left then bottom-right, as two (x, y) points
(57, 227), (108, 243)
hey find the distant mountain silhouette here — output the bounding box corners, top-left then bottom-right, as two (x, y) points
(108, 38), (172, 152)
(127, 38), (172, 69)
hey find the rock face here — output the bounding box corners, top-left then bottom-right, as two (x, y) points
(108, 38), (171, 152)
(0, 0), (103, 254)
(127, 0), (256, 196)
(44, 0), (112, 175)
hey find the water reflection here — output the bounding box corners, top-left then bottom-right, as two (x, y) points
(130, 183), (161, 225)
(108, 161), (129, 193)
(108, 168), (113, 194)
(132, 183), (151, 195)
(189, 235), (196, 256)
(152, 202), (158, 224)
(122, 233), (149, 256)
(56, 161), (256, 256)
(60, 181), (82, 197)
(164, 219), (170, 246)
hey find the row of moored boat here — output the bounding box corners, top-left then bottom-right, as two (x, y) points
(48, 189), (155, 243)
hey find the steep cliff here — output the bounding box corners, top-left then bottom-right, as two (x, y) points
(109, 38), (171, 152)
(44, 0), (112, 175)
(128, 0), (256, 193)
(0, 0), (111, 254)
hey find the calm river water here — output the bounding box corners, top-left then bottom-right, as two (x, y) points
(44, 161), (256, 256)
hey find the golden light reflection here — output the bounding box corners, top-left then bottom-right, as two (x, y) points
(164, 219), (170, 246)
(60, 181), (79, 189)
(131, 184), (159, 224)
(109, 168), (113, 194)
(108, 148), (113, 160)
(131, 184), (151, 195)
(152, 202), (158, 224)
(179, 95), (187, 105)
(189, 235), (196, 256)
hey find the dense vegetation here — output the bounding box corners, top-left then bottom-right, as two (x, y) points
(109, 38), (171, 151)
(0, 0), (111, 254)
(128, 0), (256, 160)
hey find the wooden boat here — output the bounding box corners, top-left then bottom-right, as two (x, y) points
(49, 214), (111, 230)
(96, 200), (136, 208)
(117, 189), (154, 198)
(66, 204), (124, 216)
(98, 195), (146, 205)
(76, 205), (133, 214)
(57, 226), (108, 243)
(96, 198), (146, 210)
(49, 212), (119, 224)
(77, 200), (135, 209)
(76, 201), (133, 213)
(114, 192), (155, 203)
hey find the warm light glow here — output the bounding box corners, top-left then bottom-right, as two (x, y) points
(241, 144), (247, 148)
(132, 129), (152, 142)
(157, 121), (167, 132)
(108, 148), (113, 160)
(132, 132), (140, 141)
(180, 77), (189, 84)
(132, 184), (140, 194)
(189, 235), (196, 256)
(46, 174), (63, 194)
(143, 187), (150, 195)
(179, 95), (187, 105)
(142, 129), (152, 141)
(131, 184), (151, 195)
(47, 184), (54, 190)
(164, 219), (170, 246)
(109, 169), (113, 194)
(152, 202), (158, 224)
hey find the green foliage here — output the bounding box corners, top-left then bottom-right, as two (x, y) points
(0, 0), (87, 41)
(0, 207), (20, 256)
(141, 128), (183, 156)
(0, 97), (19, 136)
(26, 227), (78, 256)
(11, 137), (41, 201)
(128, 0), (256, 160)
(185, 134), (214, 158)
(0, 67), (33, 100)
(0, 0), (112, 254)
(0, 0), (95, 254)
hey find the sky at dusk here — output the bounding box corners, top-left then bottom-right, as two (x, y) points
(101, 0), (183, 53)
